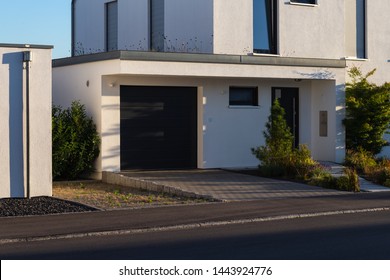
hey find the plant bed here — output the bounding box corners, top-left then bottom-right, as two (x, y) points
(0, 196), (97, 218)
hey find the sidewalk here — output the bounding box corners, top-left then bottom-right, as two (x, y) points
(105, 169), (347, 202)
(319, 161), (390, 192)
(1, 192), (390, 244)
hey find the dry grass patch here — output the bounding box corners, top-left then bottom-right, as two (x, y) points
(53, 181), (208, 210)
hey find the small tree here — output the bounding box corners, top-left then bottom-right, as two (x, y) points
(252, 99), (317, 178)
(252, 99), (294, 174)
(344, 67), (390, 154)
(52, 101), (100, 180)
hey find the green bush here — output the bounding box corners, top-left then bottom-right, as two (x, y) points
(252, 99), (294, 173)
(252, 99), (360, 192)
(344, 67), (390, 154)
(252, 99), (316, 178)
(340, 168), (360, 192)
(344, 148), (377, 173)
(291, 144), (318, 180)
(52, 101), (100, 180)
(308, 168), (360, 192)
(364, 159), (390, 187)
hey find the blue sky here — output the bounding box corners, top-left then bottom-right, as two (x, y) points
(0, 0), (71, 58)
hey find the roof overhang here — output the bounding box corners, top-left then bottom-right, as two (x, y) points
(53, 50), (347, 69)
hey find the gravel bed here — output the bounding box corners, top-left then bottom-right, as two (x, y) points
(0, 196), (98, 217)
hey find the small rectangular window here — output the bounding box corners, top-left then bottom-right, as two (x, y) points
(229, 87), (258, 106)
(290, 0), (316, 4)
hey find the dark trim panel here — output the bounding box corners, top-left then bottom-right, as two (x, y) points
(0, 43), (53, 49)
(71, 0), (76, 56)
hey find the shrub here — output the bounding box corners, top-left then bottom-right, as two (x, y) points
(52, 101), (100, 180)
(308, 167), (360, 192)
(344, 148), (377, 173)
(341, 168), (360, 192)
(344, 67), (390, 154)
(252, 100), (316, 178)
(252, 99), (294, 173)
(291, 144), (318, 180)
(364, 159), (390, 187)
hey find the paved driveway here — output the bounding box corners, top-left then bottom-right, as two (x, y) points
(118, 169), (348, 201)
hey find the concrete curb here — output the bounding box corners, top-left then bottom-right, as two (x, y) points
(1, 207), (389, 245)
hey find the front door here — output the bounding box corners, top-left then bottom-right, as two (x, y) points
(272, 87), (299, 147)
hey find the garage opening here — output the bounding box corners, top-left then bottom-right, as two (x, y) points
(120, 86), (198, 169)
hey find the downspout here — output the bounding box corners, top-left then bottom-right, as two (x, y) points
(23, 51), (32, 199)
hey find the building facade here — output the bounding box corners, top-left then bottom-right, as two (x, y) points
(53, 0), (390, 178)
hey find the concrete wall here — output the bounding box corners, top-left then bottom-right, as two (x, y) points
(52, 59), (119, 177)
(164, 0), (213, 53)
(279, 0), (345, 59)
(344, 1), (390, 157)
(0, 45), (52, 198)
(73, 0), (213, 54)
(118, 0), (149, 51)
(53, 57), (345, 177)
(73, 0), (107, 54)
(72, 0), (361, 60)
(213, 0), (252, 55)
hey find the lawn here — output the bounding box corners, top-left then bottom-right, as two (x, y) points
(53, 181), (209, 210)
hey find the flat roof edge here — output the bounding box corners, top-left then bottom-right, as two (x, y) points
(0, 43), (53, 49)
(52, 50), (347, 69)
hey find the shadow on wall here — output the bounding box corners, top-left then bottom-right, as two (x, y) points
(2, 52), (25, 197)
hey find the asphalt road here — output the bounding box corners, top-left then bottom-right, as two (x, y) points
(2, 209), (390, 260)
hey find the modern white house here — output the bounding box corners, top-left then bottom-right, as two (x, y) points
(0, 44), (52, 198)
(52, 0), (389, 178)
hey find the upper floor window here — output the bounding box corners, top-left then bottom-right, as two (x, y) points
(356, 0), (366, 58)
(253, 0), (277, 54)
(150, 0), (165, 51)
(290, 0), (316, 4)
(106, 1), (118, 52)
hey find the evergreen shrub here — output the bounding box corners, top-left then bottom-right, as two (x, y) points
(52, 101), (100, 180)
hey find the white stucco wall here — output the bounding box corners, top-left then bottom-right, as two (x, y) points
(213, 0), (252, 55)
(73, 0), (214, 54)
(279, 0), (345, 59)
(52, 60), (120, 177)
(73, 0), (107, 54)
(118, 0), (149, 51)
(164, 0), (213, 53)
(72, 0), (361, 60)
(53, 56), (345, 177)
(0, 45), (52, 198)
(344, 2), (390, 157)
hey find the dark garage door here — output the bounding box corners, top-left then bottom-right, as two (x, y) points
(120, 86), (197, 169)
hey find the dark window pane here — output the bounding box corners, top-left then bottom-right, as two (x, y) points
(106, 1), (118, 51)
(151, 0), (165, 51)
(253, 0), (277, 54)
(291, 0), (316, 4)
(229, 87), (258, 106)
(356, 0), (366, 58)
